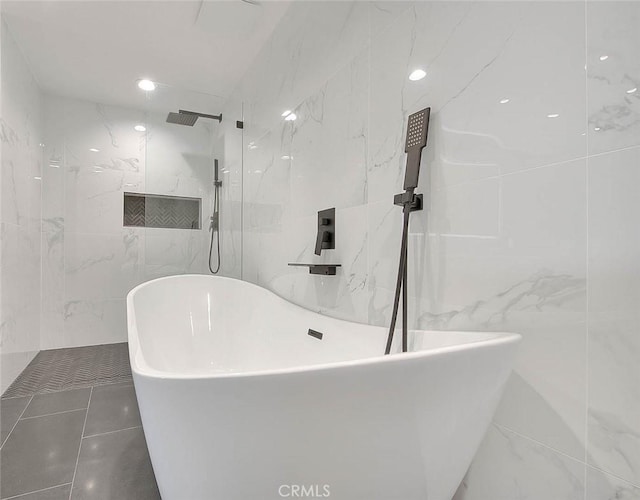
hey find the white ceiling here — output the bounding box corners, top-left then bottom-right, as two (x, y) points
(2, 0), (291, 113)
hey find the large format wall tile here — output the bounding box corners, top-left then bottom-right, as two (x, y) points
(454, 425), (585, 500)
(1, 21), (43, 392)
(63, 299), (127, 347)
(39, 94), (217, 349)
(289, 49), (369, 218)
(64, 229), (144, 301)
(587, 466), (640, 500)
(587, 1), (640, 155)
(0, 223), (40, 391)
(239, 1), (371, 136)
(411, 159), (588, 460)
(587, 146), (640, 485)
(368, 1), (586, 203)
(237, 2), (607, 494)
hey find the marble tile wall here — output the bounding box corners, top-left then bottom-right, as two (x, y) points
(40, 95), (217, 350)
(0, 20), (43, 393)
(234, 1), (640, 498)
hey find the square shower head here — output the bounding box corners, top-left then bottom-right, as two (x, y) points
(166, 112), (199, 126)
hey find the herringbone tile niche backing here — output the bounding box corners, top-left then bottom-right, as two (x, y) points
(124, 192), (201, 229)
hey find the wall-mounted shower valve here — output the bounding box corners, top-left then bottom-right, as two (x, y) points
(315, 208), (335, 256)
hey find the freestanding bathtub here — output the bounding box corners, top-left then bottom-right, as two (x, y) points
(127, 275), (520, 500)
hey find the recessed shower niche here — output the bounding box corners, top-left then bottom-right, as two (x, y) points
(123, 192), (202, 230)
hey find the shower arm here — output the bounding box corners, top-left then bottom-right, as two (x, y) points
(179, 109), (222, 123)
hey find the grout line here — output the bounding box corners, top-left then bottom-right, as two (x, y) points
(583, 2), (590, 498)
(3, 378), (133, 401)
(585, 143), (640, 160)
(82, 425), (142, 440)
(493, 422), (586, 466)
(492, 421), (640, 490)
(2, 482), (72, 500)
(20, 408), (89, 421)
(6, 386), (91, 398)
(68, 386), (92, 500)
(0, 395), (34, 449)
(584, 463), (640, 491)
(429, 143), (640, 194)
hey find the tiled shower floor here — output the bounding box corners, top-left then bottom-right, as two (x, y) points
(0, 343), (160, 499)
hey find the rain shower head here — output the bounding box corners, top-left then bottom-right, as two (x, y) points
(166, 109), (222, 126)
(166, 112), (199, 126)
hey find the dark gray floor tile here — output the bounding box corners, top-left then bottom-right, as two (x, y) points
(10, 483), (72, 500)
(23, 389), (91, 418)
(83, 383), (141, 437)
(0, 410), (86, 499)
(70, 427), (160, 500)
(1, 396), (31, 445)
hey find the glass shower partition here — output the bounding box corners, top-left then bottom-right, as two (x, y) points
(138, 85), (243, 280)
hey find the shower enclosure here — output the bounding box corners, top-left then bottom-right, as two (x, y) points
(142, 85), (243, 280)
(32, 84), (244, 351)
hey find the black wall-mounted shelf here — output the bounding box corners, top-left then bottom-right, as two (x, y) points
(288, 263), (341, 276)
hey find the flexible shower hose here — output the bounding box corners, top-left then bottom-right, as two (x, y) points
(384, 205), (411, 354)
(208, 184), (221, 274)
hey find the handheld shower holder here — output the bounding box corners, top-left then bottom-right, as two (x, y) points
(393, 192), (423, 212)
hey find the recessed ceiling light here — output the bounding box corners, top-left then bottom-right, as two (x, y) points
(93, 166), (103, 172)
(89, 148), (100, 152)
(137, 79), (156, 91)
(34, 176), (42, 180)
(134, 125), (146, 132)
(594, 127), (601, 131)
(547, 113), (560, 118)
(254, 170), (263, 174)
(284, 113), (297, 121)
(281, 110), (292, 117)
(39, 143), (45, 147)
(409, 69), (427, 81)
(599, 55), (609, 61)
(626, 87), (637, 94)
(281, 155), (292, 160)
(499, 98), (510, 104)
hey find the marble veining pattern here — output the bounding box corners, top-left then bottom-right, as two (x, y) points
(1, 20), (43, 393)
(235, 1), (638, 498)
(38, 94), (220, 349)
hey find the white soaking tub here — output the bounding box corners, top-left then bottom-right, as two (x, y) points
(127, 274), (520, 500)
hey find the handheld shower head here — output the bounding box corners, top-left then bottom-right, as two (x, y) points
(403, 107), (430, 190)
(214, 159), (222, 186)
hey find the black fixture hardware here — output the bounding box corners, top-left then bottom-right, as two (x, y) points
(403, 107), (430, 190)
(236, 120), (244, 129)
(315, 207), (335, 256)
(209, 159), (222, 274)
(307, 329), (324, 340)
(385, 107), (431, 356)
(166, 109), (222, 126)
(288, 263), (341, 275)
(179, 109), (222, 122)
